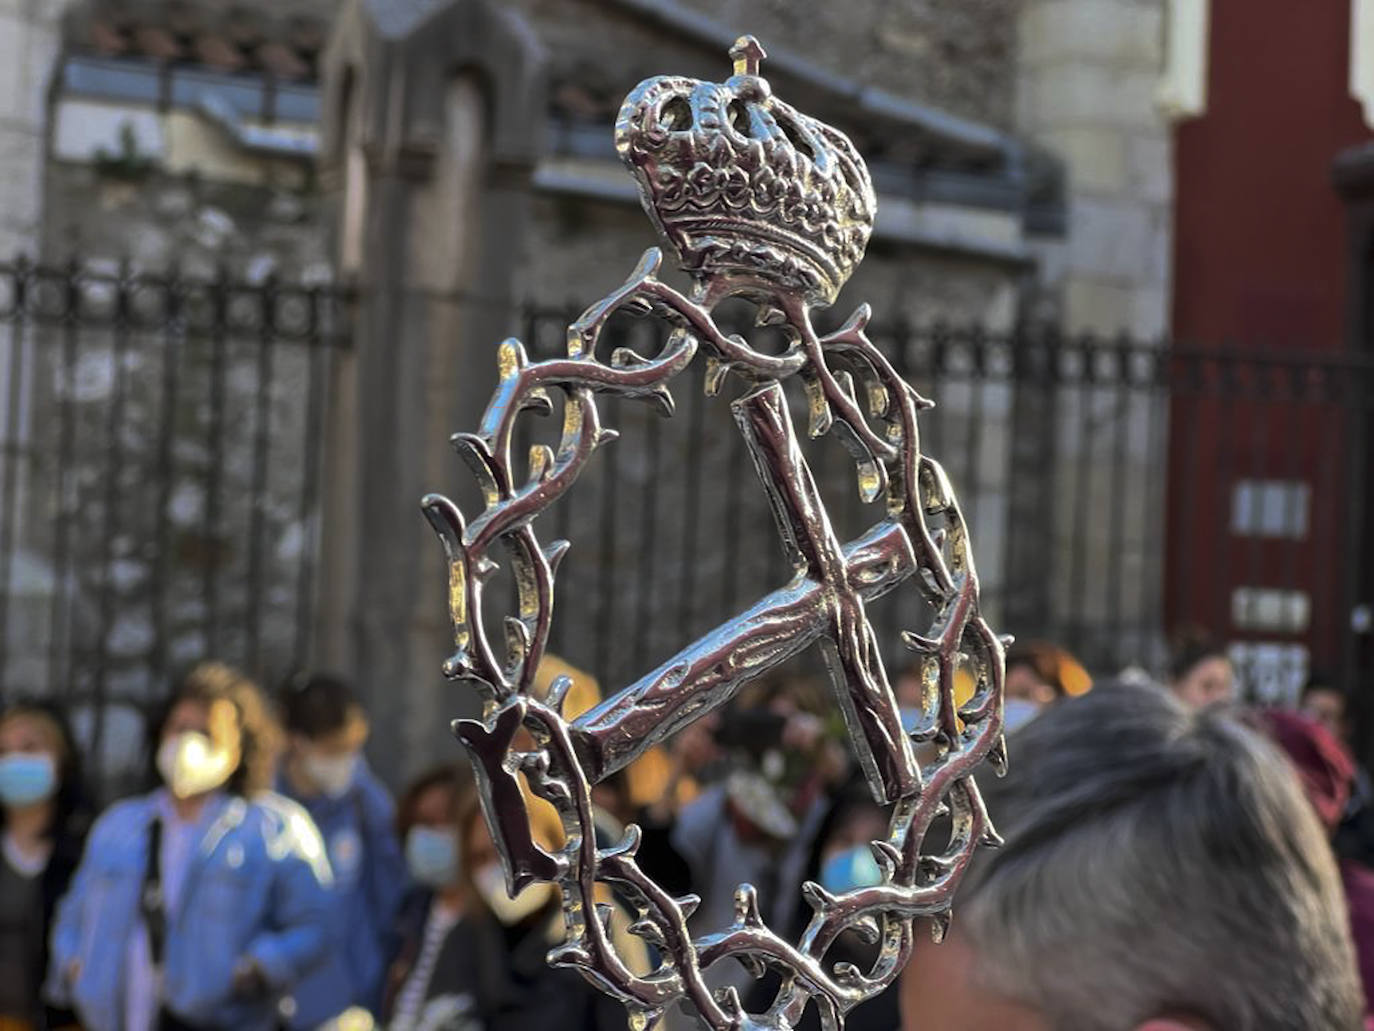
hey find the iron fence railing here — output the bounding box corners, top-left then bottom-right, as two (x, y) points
(0, 258), (350, 770)
(2, 255), (1371, 787)
(510, 305), (1373, 714)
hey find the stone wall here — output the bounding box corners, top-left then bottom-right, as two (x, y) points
(511, 0), (1019, 131)
(42, 164), (330, 280)
(1013, 0), (1174, 667)
(1017, 0), (1173, 337)
(0, 0), (65, 256)
(3, 155), (336, 782)
(0, 0), (76, 710)
(681, 0), (1020, 128)
(521, 194), (1020, 327)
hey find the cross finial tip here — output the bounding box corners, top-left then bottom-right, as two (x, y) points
(730, 35), (766, 77)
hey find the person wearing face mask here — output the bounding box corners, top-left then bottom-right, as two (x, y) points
(0, 699), (89, 1031)
(381, 765), (473, 1031)
(895, 642), (1091, 744)
(401, 785), (640, 1031)
(999, 640), (1092, 731)
(743, 776), (897, 1031)
(46, 662), (334, 1031)
(276, 673), (405, 1026)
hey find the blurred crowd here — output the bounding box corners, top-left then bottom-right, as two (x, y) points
(1, 631), (1372, 1031)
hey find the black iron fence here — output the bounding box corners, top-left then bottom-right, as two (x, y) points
(509, 305), (1373, 715)
(2, 256), (1371, 783)
(0, 258), (349, 774)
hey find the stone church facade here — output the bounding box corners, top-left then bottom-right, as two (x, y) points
(1, 0), (1185, 779)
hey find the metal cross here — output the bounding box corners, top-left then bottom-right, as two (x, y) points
(570, 381), (919, 804)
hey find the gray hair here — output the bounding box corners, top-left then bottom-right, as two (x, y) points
(959, 683), (1363, 1030)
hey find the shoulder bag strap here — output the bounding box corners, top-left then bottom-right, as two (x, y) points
(140, 815), (167, 967)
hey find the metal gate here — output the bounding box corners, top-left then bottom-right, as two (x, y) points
(0, 257), (350, 786)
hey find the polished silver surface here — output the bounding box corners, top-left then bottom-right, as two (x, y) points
(423, 37), (1006, 1031)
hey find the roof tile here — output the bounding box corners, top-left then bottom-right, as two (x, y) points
(257, 40), (310, 81)
(70, 1), (325, 82)
(89, 18), (129, 54)
(193, 32), (247, 72)
(133, 24), (183, 60)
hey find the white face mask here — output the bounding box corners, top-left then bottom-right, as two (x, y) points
(157, 731), (235, 800)
(473, 863), (554, 926)
(301, 752), (357, 799)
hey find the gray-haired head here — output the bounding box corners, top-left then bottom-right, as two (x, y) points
(958, 682), (1362, 1031)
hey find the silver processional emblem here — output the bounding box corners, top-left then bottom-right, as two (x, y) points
(423, 37), (1007, 1031)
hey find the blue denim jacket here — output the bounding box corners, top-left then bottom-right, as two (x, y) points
(278, 756), (406, 1021)
(46, 790), (334, 1031)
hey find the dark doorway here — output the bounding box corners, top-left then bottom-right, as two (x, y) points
(1334, 143), (1374, 754)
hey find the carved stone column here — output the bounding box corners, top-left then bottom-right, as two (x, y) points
(316, 0), (545, 779)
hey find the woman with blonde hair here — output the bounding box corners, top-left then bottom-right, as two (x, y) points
(48, 662), (335, 1031)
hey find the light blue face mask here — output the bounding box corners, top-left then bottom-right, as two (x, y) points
(406, 825), (459, 889)
(1003, 697), (1042, 734)
(0, 752), (57, 807)
(819, 843), (884, 895)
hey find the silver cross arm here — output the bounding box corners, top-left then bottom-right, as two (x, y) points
(572, 381), (919, 803)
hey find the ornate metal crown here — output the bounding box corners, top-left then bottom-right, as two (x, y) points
(616, 38), (875, 307)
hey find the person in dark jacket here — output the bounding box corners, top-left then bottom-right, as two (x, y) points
(0, 698), (88, 1031)
(399, 784), (637, 1031)
(743, 775), (898, 1031)
(383, 764), (472, 1030)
